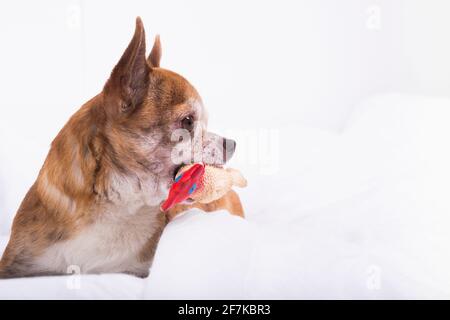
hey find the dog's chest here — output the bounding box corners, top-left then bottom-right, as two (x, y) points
(37, 205), (163, 274)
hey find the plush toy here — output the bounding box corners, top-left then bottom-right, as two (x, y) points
(160, 163), (247, 212)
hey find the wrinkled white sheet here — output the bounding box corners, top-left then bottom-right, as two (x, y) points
(1, 93), (450, 299)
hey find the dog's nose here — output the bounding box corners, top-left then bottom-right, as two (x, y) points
(223, 138), (236, 162)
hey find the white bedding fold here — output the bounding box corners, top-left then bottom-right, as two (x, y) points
(2, 94), (450, 299)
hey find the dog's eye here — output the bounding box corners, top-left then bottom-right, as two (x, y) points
(181, 116), (194, 132)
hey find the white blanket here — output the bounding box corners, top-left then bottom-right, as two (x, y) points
(1, 93), (450, 299)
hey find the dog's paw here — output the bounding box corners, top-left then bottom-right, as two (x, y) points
(123, 269), (150, 279)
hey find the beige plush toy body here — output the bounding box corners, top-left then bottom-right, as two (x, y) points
(160, 163), (247, 213)
(179, 164), (247, 204)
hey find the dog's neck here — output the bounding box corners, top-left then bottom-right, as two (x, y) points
(35, 100), (165, 221)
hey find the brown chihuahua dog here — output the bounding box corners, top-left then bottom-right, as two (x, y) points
(0, 17), (243, 279)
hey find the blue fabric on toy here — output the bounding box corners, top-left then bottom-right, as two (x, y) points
(174, 173), (182, 182)
(188, 183), (197, 195)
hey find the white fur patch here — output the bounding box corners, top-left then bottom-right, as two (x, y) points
(34, 165), (167, 276)
(35, 203), (161, 275)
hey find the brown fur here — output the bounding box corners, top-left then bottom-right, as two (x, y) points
(0, 17), (243, 279)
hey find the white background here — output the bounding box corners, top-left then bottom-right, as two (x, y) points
(2, 1), (450, 299)
(1, 0), (450, 231)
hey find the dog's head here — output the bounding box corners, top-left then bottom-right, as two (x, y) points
(98, 18), (236, 204)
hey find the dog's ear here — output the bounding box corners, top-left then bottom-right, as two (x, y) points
(103, 17), (150, 119)
(148, 35), (161, 68)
